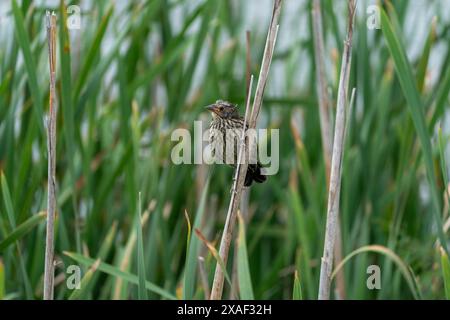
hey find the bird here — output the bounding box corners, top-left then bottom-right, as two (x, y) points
(206, 100), (266, 187)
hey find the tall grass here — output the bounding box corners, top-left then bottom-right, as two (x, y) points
(0, 0), (449, 300)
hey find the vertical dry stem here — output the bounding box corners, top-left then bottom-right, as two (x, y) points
(312, 0), (346, 299)
(229, 30), (253, 299)
(210, 74), (254, 300)
(209, 0), (282, 300)
(312, 0), (332, 180)
(318, 0), (356, 300)
(43, 11), (57, 300)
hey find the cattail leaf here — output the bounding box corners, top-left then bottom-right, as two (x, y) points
(64, 251), (176, 300)
(183, 177), (210, 300)
(0, 211), (46, 252)
(68, 259), (101, 300)
(293, 270), (303, 300)
(331, 245), (421, 299)
(73, 6), (113, 100)
(0, 259), (4, 299)
(11, 0), (45, 137)
(136, 192), (148, 300)
(237, 213), (254, 299)
(440, 247), (450, 300)
(381, 8), (447, 254)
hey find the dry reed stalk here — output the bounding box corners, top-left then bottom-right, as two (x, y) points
(318, 0), (356, 300)
(43, 11), (57, 300)
(312, 0), (346, 299)
(210, 0), (282, 300)
(210, 74), (254, 300)
(312, 0), (332, 180)
(229, 30), (253, 299)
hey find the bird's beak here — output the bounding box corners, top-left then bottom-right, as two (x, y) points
(205, 104), (218, 114)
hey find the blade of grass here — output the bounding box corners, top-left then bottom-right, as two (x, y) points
(183, 176), (210, 299)
(0, 72), (12, 96)
(331, 245), (421, 299)
(64, 251), (176, 300)
(171, 0), (214, 120)
(0, 211), (46, 252)
(11, 0), (45, 137)
(381, 8), (447, 254)
(59, 0), (80, 253)
(430, 65), (450, 129)
(0, 259), (4, 299)
(438, 128), (449, 208)
(136, 192), (148, 300)
(68, 259), (101, 300)
(113, 206), (151, 300)
(195, 229), (235, 296)
(287, 186), (315, 298)
(293, 270), (303, 300)
(0, 171), (33, 298)
(440, 246), (450, 299)
(416, 17), (436, 93)
(97, 221), (118, 262)
(131, 36), (193, 92)
(237, 213), (254, 299)
(73, 6), (113, 100)
(1, 172), (16, 229)
(73, 221), (118, 299)
(184, 209), (191, 256)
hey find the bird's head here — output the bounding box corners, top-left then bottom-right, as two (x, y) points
(205, 100), (239, 119)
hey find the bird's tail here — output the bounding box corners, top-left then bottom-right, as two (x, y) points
(244, 163), (266, 187)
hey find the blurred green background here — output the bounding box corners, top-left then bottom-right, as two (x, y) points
(0, 0), (450, 300)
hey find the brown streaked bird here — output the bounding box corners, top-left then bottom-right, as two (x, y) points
(206, 100), (266, 187)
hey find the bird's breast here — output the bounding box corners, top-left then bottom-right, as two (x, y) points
(209, 118), (246, 165)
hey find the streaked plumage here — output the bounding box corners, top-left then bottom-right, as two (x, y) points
(206, 100), (266, 187)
